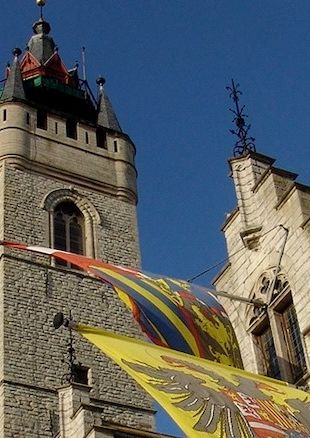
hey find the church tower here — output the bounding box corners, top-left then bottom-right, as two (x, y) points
(0, 3), (159, 437)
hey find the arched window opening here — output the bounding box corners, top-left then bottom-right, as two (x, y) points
(249, 272), (307, 384)
(43, 188), (101, 261)
(53, 202), (84, 265)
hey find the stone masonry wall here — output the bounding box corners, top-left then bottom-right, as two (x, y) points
(0, 164), (154, 437)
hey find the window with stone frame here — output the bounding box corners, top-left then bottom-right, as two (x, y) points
(53, 201), (84, 266)
(43, 188), (101, 261)
(248, 271), (307, 384)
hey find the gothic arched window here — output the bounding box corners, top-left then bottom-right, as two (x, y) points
(43, 188), (101, 261)
(53, 202), (84, 255)
(248, 271), (307, 384)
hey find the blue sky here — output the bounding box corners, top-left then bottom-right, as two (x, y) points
(1, 1), (310, 436)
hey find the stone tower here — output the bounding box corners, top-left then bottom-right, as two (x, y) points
(0, 6), (160, 438)
(214, 149), (310, 387)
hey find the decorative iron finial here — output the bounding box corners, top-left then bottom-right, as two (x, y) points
(60, 311), (78, 384)
(12, 48), (22, 59)
(96, 76), (106, 95)
(96, 77), (106, 87)
(36, 0), (46, 19)
(226, 79), (256, 157)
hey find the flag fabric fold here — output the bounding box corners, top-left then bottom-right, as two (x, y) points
(1, 242), (242, 367)
(77, 323), (310, 438)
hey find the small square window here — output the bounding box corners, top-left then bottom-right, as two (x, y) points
(72, 364), (89, 385)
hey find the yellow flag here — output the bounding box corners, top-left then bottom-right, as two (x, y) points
(77, 324), (310, 438)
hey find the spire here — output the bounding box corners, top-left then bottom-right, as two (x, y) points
(27, 2), (55, 65)
(27, 17), (55, 65)
(1, 48), (25, 101)
(96, 77), (122, 132)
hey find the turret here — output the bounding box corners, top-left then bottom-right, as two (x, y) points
(0, 2), (138, 204)
(1, 48), (25, 101)
(97, 77), (122, 132)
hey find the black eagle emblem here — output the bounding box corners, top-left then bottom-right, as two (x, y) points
(122, 356), (310, 438)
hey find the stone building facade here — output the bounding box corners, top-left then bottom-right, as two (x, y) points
(0, 8), (170, 438)
(214, 150), (310, 387)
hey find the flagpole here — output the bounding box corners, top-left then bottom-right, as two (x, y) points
(211, 289), (265, 307)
